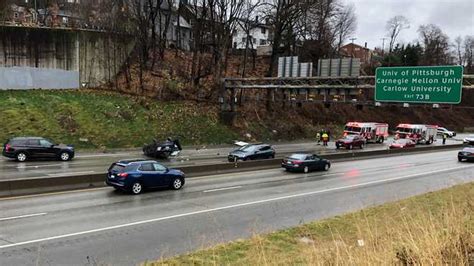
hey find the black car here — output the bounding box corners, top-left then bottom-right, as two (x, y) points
(282, 153), (331, 173)
(106, 159), (186, 194)
(2, 137), (75, 162)
(143, 138), (182, 159)
(228, 144), (275, 162)
(458, 147), (474, 162)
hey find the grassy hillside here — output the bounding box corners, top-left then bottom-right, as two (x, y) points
(0, 90), (237, 149)
(152, 182), (474, 265)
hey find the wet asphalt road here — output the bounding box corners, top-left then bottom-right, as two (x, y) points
(0, 149), (472, 265)
(0, 135), (466, 181)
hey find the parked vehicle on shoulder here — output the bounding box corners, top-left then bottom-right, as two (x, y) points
(335, 135), (366, 150)
(106, 159), (185, 194)
(463, 135), (474, 145)
(143, 138), (182, 159)
(395, 124), (437, 144)
(2, 137), (74, 162)
(458, 147), (474, 162)
(228, 143), (275, 162)
(389, 139), (416, 149)
(343, 122), (389, 143)
(437, 127), (456, 138)
(281, 153), (331, 173)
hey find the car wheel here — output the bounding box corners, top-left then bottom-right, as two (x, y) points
(59, 152), (71, 161)
(16, 152), (27, 162)
(348, 144), (353, 150)
(303, 166), (309, 173)
(131, 182), (143, 195)
(324, 163), (330, 171)
(171, 178), (183, 190)
(458, 157), (463, 162)
(360, 143), (364, 149)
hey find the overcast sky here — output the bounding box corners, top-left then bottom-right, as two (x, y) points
(341, 0), (474, 49)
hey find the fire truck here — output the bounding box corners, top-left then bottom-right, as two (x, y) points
(395, 124), (437, 144)
(343, 122), (389, 143)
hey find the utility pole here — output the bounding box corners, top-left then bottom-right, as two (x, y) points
(381, 37), (386, 57)
(350, 38), (357, 58)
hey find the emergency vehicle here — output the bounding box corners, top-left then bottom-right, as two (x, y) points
(343, 122), (389, 143)
(395, 124), (437, 144)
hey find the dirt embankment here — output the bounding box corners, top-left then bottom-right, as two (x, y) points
(100, 49), (474, 141)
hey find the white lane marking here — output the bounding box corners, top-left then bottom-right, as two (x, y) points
(203, 186), (242, 193)
(0, 165), (472, 250)
(47, 171), (96, 177)
(17, 164), (63, 169)
(0, 213), (47, 222)
(75, 153), (138, 158)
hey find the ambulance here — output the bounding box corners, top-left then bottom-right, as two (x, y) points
(343, 122), (389, 143)
(395, 124), (437, 144)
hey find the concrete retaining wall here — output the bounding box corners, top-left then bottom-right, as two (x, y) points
(0, 144), (464, 198)
(0, 26), (134, 88)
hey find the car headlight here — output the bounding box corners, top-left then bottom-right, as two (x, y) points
(156, 147), (162, 151)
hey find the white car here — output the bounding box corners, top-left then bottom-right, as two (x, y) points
(437, 127), (456, 138)
(463, 135), (474, 144)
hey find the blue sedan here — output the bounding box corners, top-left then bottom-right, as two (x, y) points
(106, 159), (185, 194)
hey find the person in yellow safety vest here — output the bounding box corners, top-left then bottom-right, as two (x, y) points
(322, 132), (329, 146)
(316, 132), (321, 145)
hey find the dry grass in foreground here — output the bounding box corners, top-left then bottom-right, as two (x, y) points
(149, 182), (474, 265)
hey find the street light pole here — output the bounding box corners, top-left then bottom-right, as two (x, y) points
(350, 37), (357, 58)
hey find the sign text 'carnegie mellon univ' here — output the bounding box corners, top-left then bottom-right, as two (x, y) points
(375, 66), (463, 104)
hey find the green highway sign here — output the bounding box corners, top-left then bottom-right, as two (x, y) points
(375, 66), (463, 104)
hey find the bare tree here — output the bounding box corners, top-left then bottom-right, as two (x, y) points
(464, 35), (474, 73)
(418, 24), (450, 66)
(263, 0), (304, 77)
(0, 0), (11, 22)
(333, 2), (356, 54)
(454, 36), (464, 65)
(386, 15), (409, 53)
(237, 0), (264, 77)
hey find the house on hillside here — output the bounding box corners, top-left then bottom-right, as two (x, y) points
(232, 17), (272, 52)
(179, 2), (223, 50)
(339, 43), (373, 65)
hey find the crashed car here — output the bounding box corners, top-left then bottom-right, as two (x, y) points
(143, 138), (182, 159)
(228, 141), (275, 162)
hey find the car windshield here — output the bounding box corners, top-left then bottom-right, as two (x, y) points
(343, 135), (356, 140)
(394, 139), (410, 144)
(396, 127), (412, 133)
(288, 154), (307, 160)
(344, 126), (361, 132)
(238, 145), (257, 152)
(39, 139), (53, 147)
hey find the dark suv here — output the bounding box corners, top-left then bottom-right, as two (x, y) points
(228, 144), (275, 162)
(106, 159), (186, 194)
(2, 137), (75, 162)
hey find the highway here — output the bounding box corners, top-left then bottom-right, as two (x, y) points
(0, 135), (466, 181)
(0, 149), (472, 265)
